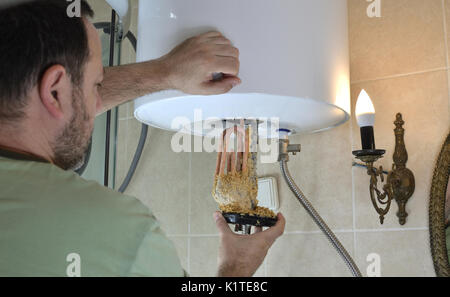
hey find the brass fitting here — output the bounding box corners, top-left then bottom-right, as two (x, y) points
(278, 139), (301, 162)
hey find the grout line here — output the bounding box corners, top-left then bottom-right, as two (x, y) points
(285, 229), (354, 235)
(166, 226), (428, 238)
(352, 167), (357, 257)
(350, 67), (447, 85)
(442, 0), (449, 70)
(442, 0), (450, 118)
(349, 99), (357, 258)
(187, 237), (191, 275)
(168, 234), (219, 238)
(354, 227), (428, 233)
(187, 153), (192, 274)
(188, 154), (192, 235)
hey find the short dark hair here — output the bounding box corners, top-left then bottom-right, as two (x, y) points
(0, 0), (94, 122)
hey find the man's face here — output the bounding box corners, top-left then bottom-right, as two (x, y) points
(52, 18), (104, 171)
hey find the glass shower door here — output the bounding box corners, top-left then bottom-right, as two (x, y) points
(79, 1), (122, 188)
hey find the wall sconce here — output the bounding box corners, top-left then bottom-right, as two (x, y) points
(352, 90), (415, 225)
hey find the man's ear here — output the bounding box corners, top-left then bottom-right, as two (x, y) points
(39, 65), (71, 120)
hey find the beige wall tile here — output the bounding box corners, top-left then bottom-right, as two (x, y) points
(124, 125), (190, 235)
(444, 0), (450, 65)
(189, 236), (219, 277)
(351, 71), (450, 229)
(167, 236), (189, 273)
(348, 0), (446, 82)
(117, 102), (136, 120)
(259, 123), (354, 232)
(448, 70), (450, 117)
(253, 261), (266, 277)
(266, 232), (355, 277)
(86, 0), (111, 22)
(355, 230), (435, 277)
(123, 118), (149, 168)
(190, 148), (222, 235)
(118, 103), (129, 120)
(121, 23), (137, 66)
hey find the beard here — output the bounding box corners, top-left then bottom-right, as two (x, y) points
(52, 88), (93, 171)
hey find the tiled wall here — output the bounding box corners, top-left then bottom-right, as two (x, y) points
(115, 0), (450, 276)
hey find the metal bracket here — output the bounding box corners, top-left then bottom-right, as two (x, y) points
(353, 113), (415, 225)
(278, 139), (301, 162)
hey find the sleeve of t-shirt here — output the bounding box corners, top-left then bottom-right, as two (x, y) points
(127, 217), (186, 277)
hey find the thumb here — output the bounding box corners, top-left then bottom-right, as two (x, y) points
(213, 211), (232, 236)
(263, 213), (286, 243)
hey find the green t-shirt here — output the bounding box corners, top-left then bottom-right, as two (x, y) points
(0, 149), (185, 277)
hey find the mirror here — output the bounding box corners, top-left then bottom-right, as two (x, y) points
(429, 133), (450, 277)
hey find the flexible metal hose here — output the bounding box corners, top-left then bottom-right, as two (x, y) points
(280, 160), (362, 277)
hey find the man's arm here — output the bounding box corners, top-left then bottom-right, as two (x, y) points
(97, 31), (241, 116)
(98, 60), (168, 115)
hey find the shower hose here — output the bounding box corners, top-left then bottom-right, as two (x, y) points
(280, 160), (363, 277)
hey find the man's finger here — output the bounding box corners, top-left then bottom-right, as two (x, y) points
(263, 213), (286, 241)
(202, 76), (241, 94)
(201, 31), (223, 39)
(212, 45), (240, 59)
(211, 56), (240, 77)
(254, 226), (263, 233)
(204, 36), (232, 45)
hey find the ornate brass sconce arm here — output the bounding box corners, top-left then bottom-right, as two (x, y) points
(353, 113), (415, 225)
(366, 162), (393, 224)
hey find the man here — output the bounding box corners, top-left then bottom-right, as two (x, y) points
(0, 0), (285, 277)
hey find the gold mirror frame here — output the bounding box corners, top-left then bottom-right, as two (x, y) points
(429, 132), (450, 277)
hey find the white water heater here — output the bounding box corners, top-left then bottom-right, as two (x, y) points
(134, 0), (350, 138)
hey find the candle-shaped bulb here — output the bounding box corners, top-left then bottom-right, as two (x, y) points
(355, 89), (375, 127)
(355, 90), (376, 150)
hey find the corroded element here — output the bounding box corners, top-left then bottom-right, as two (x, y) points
(212, 123), (276, 219)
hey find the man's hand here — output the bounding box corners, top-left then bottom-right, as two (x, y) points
(214, 212), (285, 277)
(159, 31), (241, 95)
(98, 31), (241, 115)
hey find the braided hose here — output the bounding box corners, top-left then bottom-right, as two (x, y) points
(280, 160), (362, 277)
